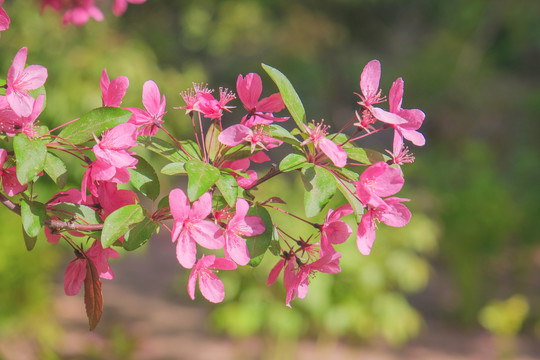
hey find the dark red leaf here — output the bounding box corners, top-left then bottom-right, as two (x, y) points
(83, 257), (103, 331)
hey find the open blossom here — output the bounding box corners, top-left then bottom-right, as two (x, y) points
(355, 161), (411, 255)
(219, 124), (282, 153)
(128, 80), (166, 136)
(222, 198), (265, 265)
(221, 159), (258, 190)
(112, 0), (146, 16)
(356, 60), (406, 127)
(0, 94), (44, 138)
(0, 149), (26, 196)
(188, 255), (237, 303)
(6, 47), (48, 117)
(237, 73), (287, 123)
(320, 204), (353, 256)
(169, 189), (224, 269)
(300, 121), (347, 168)
(101, 69), (129, 107)
(0, 0), (10, 37)
(64, 241), (119, 296)
(388, 77), (426, 149)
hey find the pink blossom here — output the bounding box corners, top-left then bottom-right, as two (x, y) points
(219, 124), (282, 153)
(112, 0), (146, 16)
(92, 123), (138, 170)
(388, 77), (426, 148)
(95, 181), (139, 218)
(195, 88), (236, 120)
(128, 80), (166, 136)
(320, 204), (353, 256)
(64, 257), (87, 296)
(222, 198), (265, 265)
(85, 240), (120, 280)
(187, 254), (237, 303)
(100, 69), (129, 107)
(0, 0), (10, 37)
(237, 73), (287, 123)
(0, 149), (26, 196)
(357, 197), (411, 255)
(6, 47), (48, 117)
(0, 94), (44, 138)
(221, 159), (258, 190)
(300, 121), (347, 167)
(356, 60), (406, 127)
(355, 161), (404, 209)
(169, 189), (224, 269)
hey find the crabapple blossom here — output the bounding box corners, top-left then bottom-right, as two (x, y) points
(320, 204), (353, 256)
(0, 149), (26, 196)
(6, 47), (48, 117)
(218, 124), (282, 153)
(237, 73), (287, 123)
(169, 189), (224, 269)
(0, 0), (10, 37)
(128, 80), (166, 136)
(0, 94), (44, 138)
(188, 255), (237, 303)
(100, 69), (129, 107)
(300, 120), (348, 167)
(355, 161), (404, 209)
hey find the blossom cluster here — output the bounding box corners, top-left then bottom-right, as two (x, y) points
(0, 43), (425, 328)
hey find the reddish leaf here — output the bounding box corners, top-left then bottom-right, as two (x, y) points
(84, 258), (103, 331)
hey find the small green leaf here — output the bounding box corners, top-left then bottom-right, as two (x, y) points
(44, 152), (68, 189)
(205, 122), (221, 161)
(58, 107), (132, 144)
(337, 180), (363, 222)
(0, 79), (6, 95)
(268, 124), (301, 146)
(279, 153), (307, 172)
(269, 226), (281, 256)
(346, 147), (386, 164)
(301, 165), (337, 218)
(22, 226), (37, 251)
(262, 64), (306, 129)
(216, 172), (238, 207)
(157, 195), (170, 210)
(14, 134), (47, 185)
(124, 218), (157, 251)
(129, 155), (160, 200)
(246, 206), (273, 267)
(161, 162), (186, 175)
(28, 85), (47, 111)
(101, 204), (145, 248)
(185, 160), (221, 201)
(21, 199), (46, 238)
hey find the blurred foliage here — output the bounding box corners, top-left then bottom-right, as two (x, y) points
(479, 295), (529, 337)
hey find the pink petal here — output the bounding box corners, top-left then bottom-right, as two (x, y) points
(324, 221), (352, 245)
(190, 192), (213, 220)
(64, 258), (87, 296)
(237, 73), (262, 110)
(100, 123), (138, 149)
(319, 137), (347, 167)
(243, 216), (265, 236)
(379, 197), (411, 227)
(190, 221), (224, 249)
(199, 271), (226, 303)
(142, 80), (162, 115)
(0, 6), (10, 32)
(361, 162), (404, 198)
(7, 47), (27, 85)
(176, 231), (197, 269)
(388, 78), (404, 113)
(7, 92), (35, 118)
(357, 209), (376, 255)
(212, 257), (238, 271)
(225, 233), (250, 266)
(187, 265), (198, 300)
(218, 124), (252, 147)
(236, 169), (257, 189)
(256, 93), (285, 113)
(267, 259), (285, 285)
(169, 188), (190, 223)
(360, 60), (381, 100)
(371, 107), (408, 125)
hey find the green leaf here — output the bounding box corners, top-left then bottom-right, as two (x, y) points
(301, 165), (337, 218)
(216, 172), (238, 207)
(124, 218), (157, 251)
(268, 124), (301, 146)
(14, 134), (47, 185)
(219, 144), (253, 162)
(58, 107), (132, 144)
(246, 206), (273, 267)
(0, 78), (6, 96)
(262, 64), (307, 129)
(101, 204), (145, 248)
(346, 147), (386, 164)
(21, 199), (46, 238)
(205, 122), (221, 161)
(129, 155), (160, 200)
(279, 153), (307, 172)
(138, 137), (201, 162)
(28, 85), (47, 111)
(337, 180), (363, 222)
(22, 226), (37, 251)
(161, 162), (186, 175)
(157, 195), (170, 210)
(51, 203), (102, 225)
(44, 152), (68, 189)
(268, 226), (281, 256)
(185, 159), (220, 201)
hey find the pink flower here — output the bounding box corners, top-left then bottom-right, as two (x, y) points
(0, 94), (44, 138)
(356, 60), (406, 127)
(169, 189), (224, 269)
(0, 0), (10, 37)
(357, 197), (411, 255)
(320, 204), (353, 256)
(355, 161), (404, 209)
(219, 124), (282, 153)
(300, 120), (347, 168)
(100, 69), (129, 107)
(92, 123), (138, 170)
(0, 149), (27, 196)
(128, 80), (166, 136)
(221, 159), (258, 190)
(112, 0), (146, 16)
(222, 198), (265, 265)
(188, 254), (237, 303)
(388, 77), (426, 148)
(237, 73), (287, 123)
(196, 88), (236, 120)
(6, 47), (48, 117)
(63, 241), (120, 296)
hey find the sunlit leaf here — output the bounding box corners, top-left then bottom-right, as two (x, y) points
(301, 165), (337, 217)
(129, 155), (160, 200)
(44, 152), (68, 189)
(101, 204), (145, 248)
(14, 134), (47, 185)
(124, 218), (158, 251)
(21, 199), (46, 238)
(246, 205), (274, 267)
(185, 159), (220, 201)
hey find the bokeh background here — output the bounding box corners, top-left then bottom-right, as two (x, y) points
(1, 0), (539, 359)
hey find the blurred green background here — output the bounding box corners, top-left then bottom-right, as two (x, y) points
(1, 0), (539, 358)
